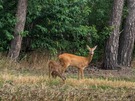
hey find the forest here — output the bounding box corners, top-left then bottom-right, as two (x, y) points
(0, 0), (135, 100)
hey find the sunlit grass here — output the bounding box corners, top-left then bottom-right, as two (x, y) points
(0, 53), (135, 100)
(0, 70), (135, 101)
(1, 73), (47, 84)
(66, 78), (135, 89)
(0, 69), (135, 89)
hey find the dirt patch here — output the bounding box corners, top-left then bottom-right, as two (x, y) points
(65, 64), (135, 81)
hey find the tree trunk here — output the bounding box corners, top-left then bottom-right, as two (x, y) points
(102, 0), (124, 69)
(118, 0), (135, 67)
(8, 0), (27, 61)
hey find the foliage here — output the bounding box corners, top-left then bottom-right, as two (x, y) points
(27, 0), (94, 55)
(0, 0), (116, 59)
(0, 0), (17, 51)
(26, 0), (113, 57)
(88, 0), (113, 47)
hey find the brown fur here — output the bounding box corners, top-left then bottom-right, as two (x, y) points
(48, 60), (66, 81)
(58, 45), (97, 79)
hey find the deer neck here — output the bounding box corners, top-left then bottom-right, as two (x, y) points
(87, 54), (93, 64)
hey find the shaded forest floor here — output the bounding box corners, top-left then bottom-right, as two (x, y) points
(66, 64), (135, 82)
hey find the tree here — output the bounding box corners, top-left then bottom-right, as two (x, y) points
(0, 0), (112, 58)
(8, 0), (27, 61)
(102, 0), (124, 69)
(118, 0), (135, 67)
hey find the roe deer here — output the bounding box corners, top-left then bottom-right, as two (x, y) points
(48, 60), (66, 81)
(58, 45), (97, 79)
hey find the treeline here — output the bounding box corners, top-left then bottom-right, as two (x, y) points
(0, 0), (135, 69)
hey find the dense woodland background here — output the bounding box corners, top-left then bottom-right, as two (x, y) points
(0, 0), (135, 69)
(1, 0), (135, 100)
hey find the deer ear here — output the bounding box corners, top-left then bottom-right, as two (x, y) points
(93, 45), (97, 50)
(86, 45), (90, 50)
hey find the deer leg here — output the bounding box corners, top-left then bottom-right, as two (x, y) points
(49, 67), (51, 78)
(61, 67), (66, 74)
(63, 75), (66, 81)
(59, 59), (69, 74)
(80, 69), (84, 79)
(78, 68), (81, 80)
(61, 63), (69, 74)
(51, 71), (57, 78)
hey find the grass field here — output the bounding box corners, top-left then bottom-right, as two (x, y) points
(0, 54), (135, 101)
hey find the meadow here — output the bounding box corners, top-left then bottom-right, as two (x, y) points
(0, 52), (135, 101)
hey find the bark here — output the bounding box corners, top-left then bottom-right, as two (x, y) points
(8, 0), (27, 61)
(118, 0), (135, 67)
(102, 0), (124, 69)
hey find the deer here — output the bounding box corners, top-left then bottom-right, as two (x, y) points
(58, 45), (97, 80)
(48, 60), (66, 81)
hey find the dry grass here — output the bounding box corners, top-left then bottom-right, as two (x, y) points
(0, 71), (135, 101)
(66, 78), (135, 89)
(0, 70), (135, 89)
(0, 52), (135, 101)
(1, 73), (46, 84)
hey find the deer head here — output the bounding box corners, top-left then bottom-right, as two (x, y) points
(87, 45), (97, 55)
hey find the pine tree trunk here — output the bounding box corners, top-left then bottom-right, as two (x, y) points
(118, 0), (135, 67)
(8, 0), (27, 61)
(102, 0), (124, 69)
